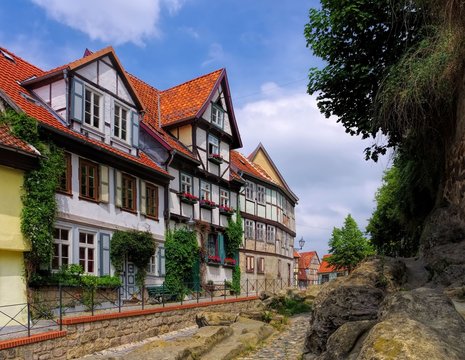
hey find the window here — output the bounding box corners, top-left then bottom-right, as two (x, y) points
(79, 159), (99, 201)
(256, 223), (265, 241)
(147, 247), (165, 276)
(181, 173), (192, 194)
(245, 219), (254, 239)
(200, 181), (211, 201)
(114, 103), (128, 141)
(257, 257), (265, 274)
(52, 228), (70, 270)
(122, 174), (136, 211)
(245, 181), (254, 200)
(266, 226), (275, 243)
(146, 183), (158, 218)
(220, 189), (230, 207)
(79, 232), (95, 273)
(58, 152), (72, 194)
(147, 254), (156, 275)
(256, 185), (265, 204)
(207, 234), (218, 257)
(208, 134), (219, 155)
(84, 88), (101, 128)
(246, 256), (255, 273)
(211, 104), (224, 128)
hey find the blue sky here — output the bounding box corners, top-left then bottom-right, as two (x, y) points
(0, 0), (388, 257)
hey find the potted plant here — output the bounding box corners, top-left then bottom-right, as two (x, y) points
(208, 255), (221, 265)
(200, 199), (217, 210)
(223, 257), (236, 267)
(178, 192), (199, 205)
(208, 153), (223, 165)
(219, 205), (235, 216)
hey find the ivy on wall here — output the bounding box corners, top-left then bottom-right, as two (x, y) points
(165, 228), (199, 298)
(225, 210), (243, 257)
(0, 110), (65, 272)
(110, 230), (156, 288)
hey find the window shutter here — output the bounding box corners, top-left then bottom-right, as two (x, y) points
(71, 78), (84, 123)
(218, 234), (225, 261)
(100, 165), (109, 203)
(158, 247), (166, 276)
(140, 180), (147, 215)
(131, 111), (139, 148)
(115, 170), (122, 207)
(99, 233), (111, 276)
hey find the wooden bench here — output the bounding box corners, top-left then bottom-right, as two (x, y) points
(146, 285), (174, 303)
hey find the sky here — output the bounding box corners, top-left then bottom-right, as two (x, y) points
(0, 0), (390, 257)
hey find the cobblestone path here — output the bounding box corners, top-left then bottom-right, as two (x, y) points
(235, 312), (311, 360)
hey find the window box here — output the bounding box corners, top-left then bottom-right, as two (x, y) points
(219, 205), (235, 216)
(223, 257), (236, 267)
(200, 199), (217, 210)
(179, 192), (198, 205)
(207, 255), (221, 266)
(208, 153), (223, 165)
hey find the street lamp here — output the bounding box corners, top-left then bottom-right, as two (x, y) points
(298, 236), (305, 250)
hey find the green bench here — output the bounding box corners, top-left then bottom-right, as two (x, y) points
(146, 285), (174, 303)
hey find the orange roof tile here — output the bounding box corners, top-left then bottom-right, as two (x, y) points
(0, 47), (169, 177)
(297, 251), (319, 280)
(293, 250), (301, 258)
(160, 69), (223, 126)
(318, 255), (345, 274)
(0, 124), (39, 155)
(230, 150), (276, 184)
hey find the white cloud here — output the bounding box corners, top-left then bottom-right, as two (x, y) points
(202, 43), (225, 67)
(236, 86), (386, 257)
(30, 0), (183, 46)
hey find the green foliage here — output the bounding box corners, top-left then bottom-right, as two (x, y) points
(327, 214), (374, 272)
(164, 228), (199, 299)
(268, 296), (312, 317)
(232, 265), (241, 294)
(110, 230), (156, 288)
(225, 210), (243, 257)
(0, 109), (40, 147)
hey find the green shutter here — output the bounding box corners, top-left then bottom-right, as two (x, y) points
(218, 233), (225, 262)
(71, 78), (84, 122)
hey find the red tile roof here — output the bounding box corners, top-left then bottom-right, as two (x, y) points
(318, 255), (345, 274)
(297, 251), (319, 280)
(230, 150), (276, 184)
(0, 124), (39, 155)
(0, 47), (169, 177)
(293, 250), (301, 258)
(160, 69), (223, 126)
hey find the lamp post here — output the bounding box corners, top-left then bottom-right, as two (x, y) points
(298, 236), (305, 250)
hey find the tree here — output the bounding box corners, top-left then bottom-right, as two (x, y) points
(327, 214), (374, 273)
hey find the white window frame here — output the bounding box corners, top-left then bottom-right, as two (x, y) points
(245, 181), (254, 201)
(147, 254), (157, 275)
(220, 189), (230, 207)
(246, 255), (255, 273)
(211, 104), (224, 128)
(256, 185), (266, 204)
(79, 231), (96, 274)
(181, 173), (192, 194)
(200, 181), (211, 201)
(256, 223), (265, 241)
(245, 219), (255, 239)
(266, 225), (275, 243)
(208, 134), (219, 156)
(113, 102), (129, 141)
(52, 227), (71, 270)
(84, 87), (101, 129)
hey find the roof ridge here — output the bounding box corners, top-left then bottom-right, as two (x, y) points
(0, 47), (44, 73)
(160, 68), (223, 93)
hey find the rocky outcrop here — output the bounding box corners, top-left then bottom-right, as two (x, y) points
(304, 257), (405, 355)
(195, 312), (239, 327)
(303, 257), (465, 360)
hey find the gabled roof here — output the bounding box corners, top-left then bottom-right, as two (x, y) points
(293, 250), (301, 258)
(22, 47), (144, 111)
(0, 124), (39, 156)
(297, 251), (320, 280)
(230, 150), (277, 185)
(318, 255), (346, 274)
(0, 47), (169, 178)
(249, 143), (298, 203)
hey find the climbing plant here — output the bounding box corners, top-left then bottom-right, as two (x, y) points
(164, 228), (199, 298)
(225, 210), (243, 257)
(110, 230), (156, 288)
(0, 110), (65, 271)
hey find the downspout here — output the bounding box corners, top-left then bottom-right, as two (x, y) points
(163, 150), (177, 227)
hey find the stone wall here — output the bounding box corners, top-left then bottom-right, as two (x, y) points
(0, 298), (261, 360)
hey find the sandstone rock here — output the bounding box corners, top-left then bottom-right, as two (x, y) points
(195, 312), (239, 327)
(259, 291), (272, 300)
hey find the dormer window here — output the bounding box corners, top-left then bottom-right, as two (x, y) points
(211, 104), (224, 128)
(84, 88), (101, 128)
(114, 103), (128, 141)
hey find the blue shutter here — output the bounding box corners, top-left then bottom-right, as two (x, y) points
(218, 234), (225, 262)
(131, 111), (140, 148)
(99, 233), (111, 276)
(158, 247), (165, 276)
(71, 78), (84, 122)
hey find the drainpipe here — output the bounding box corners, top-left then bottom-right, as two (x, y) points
(163, 150), (176, 227)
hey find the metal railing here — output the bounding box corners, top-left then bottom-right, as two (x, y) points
(0, 278), (291, 342)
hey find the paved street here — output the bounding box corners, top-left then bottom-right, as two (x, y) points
(235, 312), (311, 360)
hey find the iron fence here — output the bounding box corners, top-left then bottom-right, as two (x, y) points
(0, 278), (291, 342)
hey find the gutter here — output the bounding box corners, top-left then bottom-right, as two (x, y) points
(163, 150), (176, 225)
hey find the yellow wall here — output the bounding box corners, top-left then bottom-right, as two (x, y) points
(0, 165), (29, 251)
(178, 125), (192, 148)
(0, 250), (28, 325)
(252, 150), (285, 187)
